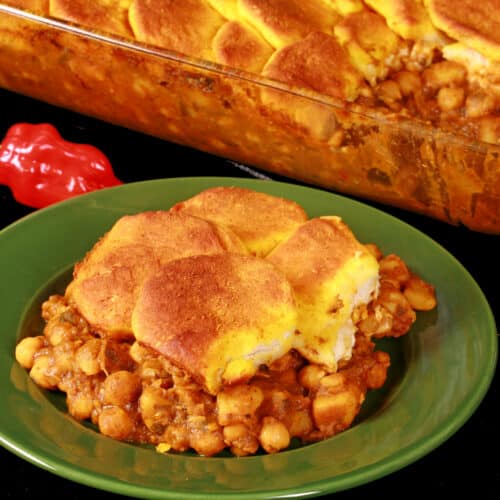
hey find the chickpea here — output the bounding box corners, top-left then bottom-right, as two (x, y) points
(298, 364), (327, 391)
(375, 80), (402, 107)
(223, 423), (247, 442)
(478, 116), (500, 145)
(29, 355), (59, 389)
(98, 406), (133, 440)
(163, 424), (190, 452)
(75, 338), (102, 375)
(379, 254), (410, 286)
(366, 351), (390, 389)
(437, 87), (464, 112)
(319, 372), (346, 391)
(129, 341), (150, 364)
(41, 295), (67, 321)
(138, 359), (168, 381)
(259, 416), (290, 454)
(422, 61), (466, 90)
(403, 275), (437, 311)
(190, 428), (225, 457)
(356, 304), (393, 337)
(139, 385), (174, 433)
(223, 423), (259, 456)
(466, 92), (496, 119)
(377, 286), (416, 336)
(102, 370), (142, 406)
(67, 394), (94, 420)
(15, 336), (45, 369)
(53, 346), (75, 375)
(393, 70), (421, 97)
(45, 321), (72, 346)
(287, 409), (314, 438)
(312, 390), (361, 435)
(217, 384), (264, 426)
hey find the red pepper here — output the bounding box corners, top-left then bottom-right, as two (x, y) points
(0, 123), (122, 208)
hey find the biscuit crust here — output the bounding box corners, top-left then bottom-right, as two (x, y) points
(171, 186), (308, 257)
(132, 253), (297, 394)
(67, 211), (247, 337)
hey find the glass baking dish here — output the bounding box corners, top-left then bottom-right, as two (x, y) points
(0, 3), (498, 233)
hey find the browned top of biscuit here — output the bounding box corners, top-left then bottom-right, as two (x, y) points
(426, 0), (500, 60)
(266, 216), (365, 298)
(365, 0), (441, 41)
(266, 216), (379, 371)
(262, 31), (363, 102)
(67, 211), (247, 336)
(50, 0), (133, 37)
(132, 253), (297, 394)
(129, 0), (224, 58)
(66, 244), (160, 338)
(74, 210), (246, 275)
(239, 0), (338, 49)
(170, 186), (308, 257)
(335, 9), (402, 61)
(212, 20), (274, 73)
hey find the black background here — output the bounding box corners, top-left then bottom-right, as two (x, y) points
(1, 88), (498, 499)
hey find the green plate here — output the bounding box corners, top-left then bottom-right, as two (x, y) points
(0, 177), (497, 499)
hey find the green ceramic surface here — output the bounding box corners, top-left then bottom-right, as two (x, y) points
(0, 177), (497, 499)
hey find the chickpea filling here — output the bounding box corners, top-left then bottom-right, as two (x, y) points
(15, 247), (436, 456)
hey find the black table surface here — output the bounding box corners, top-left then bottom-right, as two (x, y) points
(1, 88), (498, 499)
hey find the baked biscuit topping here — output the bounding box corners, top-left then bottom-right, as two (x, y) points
(132, 252), (297, 394)
(238, 0), (339, 49)
(426, 0), (500, 61)
(10, 0), (498, 144)
(366, 0), (442, 42)
(334, 9), (405, 85)
(67, 211), (247, 337)
(171, 186), (308, 257)
(212, 20), (274, 72)
(267, 216), (379, 371)
(263, 31), (364, 102)
(128, 0), (225, 59)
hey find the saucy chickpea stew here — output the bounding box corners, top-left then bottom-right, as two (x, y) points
(2, 178), (497, 498)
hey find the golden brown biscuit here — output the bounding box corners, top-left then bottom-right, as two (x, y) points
(261, 31), (364, 140)
(128, 0), (224, 59)
(425, 0), (500, 61)
(212, 20), (274, 73)
(67, 244), (161, 338)
(365, 0), (442, 42)
(334, 9), (403, 85)
(266, 216), (379, 372)
(170, 186), (308, 257)
(263, 31), (364, 103)
(238, 0), (339, 49)
(67, 211), (247, 337)
(132, 253), (297, 394)
(50, 0), (133, 38)
(74, 210), (247, 273)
